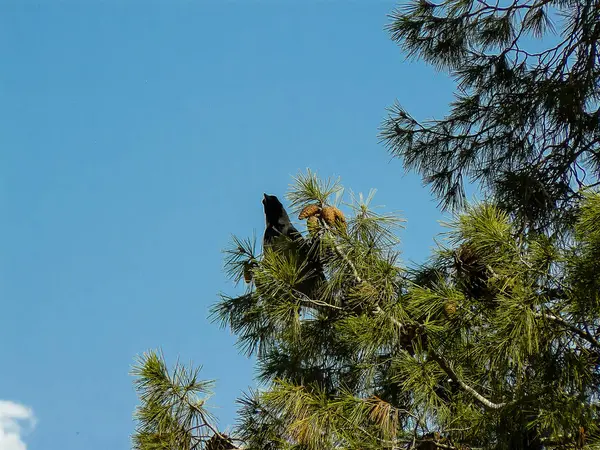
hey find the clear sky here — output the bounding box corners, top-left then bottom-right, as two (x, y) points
(1, 2), (459, 449)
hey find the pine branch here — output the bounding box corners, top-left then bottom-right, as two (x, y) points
(431, 353), (507, 410)
(536, 311), (600, 350)
(382, 0), (600, 234)
(321, 221), (408, 333)
(293, 287), (343, 311)
(321, 221), (363, 284)
(322, 223), (508, 412)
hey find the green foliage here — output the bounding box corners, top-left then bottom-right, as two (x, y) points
(132, 1), (600, 448)
(379, 0), (600, 234)
(287, 169), (344, 211)
(212, 172), (600, 450)
(131, 350), (233, 450)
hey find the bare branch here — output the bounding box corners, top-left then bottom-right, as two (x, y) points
(536, 312), (600, 350)
(431, 353), (507, 410)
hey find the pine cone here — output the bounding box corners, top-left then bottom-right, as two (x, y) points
(243, 261), (255, 283)
(321, 206), (336, 225)
(444, 300), (457, 317)
(299, 204), (321, 220)
(454, 243), (494, 302)
(307, 215), (320, 236)
(333, 206), (346, 224)
(205, 433), (237, 450)
(321, 206), (346, 227)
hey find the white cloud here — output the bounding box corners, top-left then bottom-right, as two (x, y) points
(0, 401), (36, 450)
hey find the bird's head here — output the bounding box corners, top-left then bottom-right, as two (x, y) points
(263, 193), (289, 226)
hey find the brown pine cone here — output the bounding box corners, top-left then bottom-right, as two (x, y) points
(332, 206), (346, 226)
(243, 261), (255, 283)
(321, 206), (336, 226)
(298, 204), (321, 220)
(205, 433), (237, 450)
(322, 206), (346, 228)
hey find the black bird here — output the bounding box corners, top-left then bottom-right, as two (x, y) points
(262, 193), (303, 246)
(262, 193), (324, 297)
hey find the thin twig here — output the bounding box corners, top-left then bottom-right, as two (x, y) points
(431, 353), (507, 410)
(536, 311), (600, 350)
(294, 288), (343, 310)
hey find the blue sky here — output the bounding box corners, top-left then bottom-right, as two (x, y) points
(1, 2), (459, 449)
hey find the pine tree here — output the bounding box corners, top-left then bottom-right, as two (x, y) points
(130, 350), (238, 450)
(131, 176), (600, 449)
(379, 0), (599, 234)
(132, 0), (600, 448)
(212, 173), (600, 449)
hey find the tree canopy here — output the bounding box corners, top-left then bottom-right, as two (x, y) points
(130, 0), (600, 448)
(379, 0), (599, 234)
(209, 174), (600, 450)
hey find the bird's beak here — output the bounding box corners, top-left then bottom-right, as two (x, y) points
(263, 193), (268, 200)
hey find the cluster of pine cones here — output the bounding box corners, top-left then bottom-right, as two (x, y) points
(205, 433), (237, 450)
(298, 203), (346, 235)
